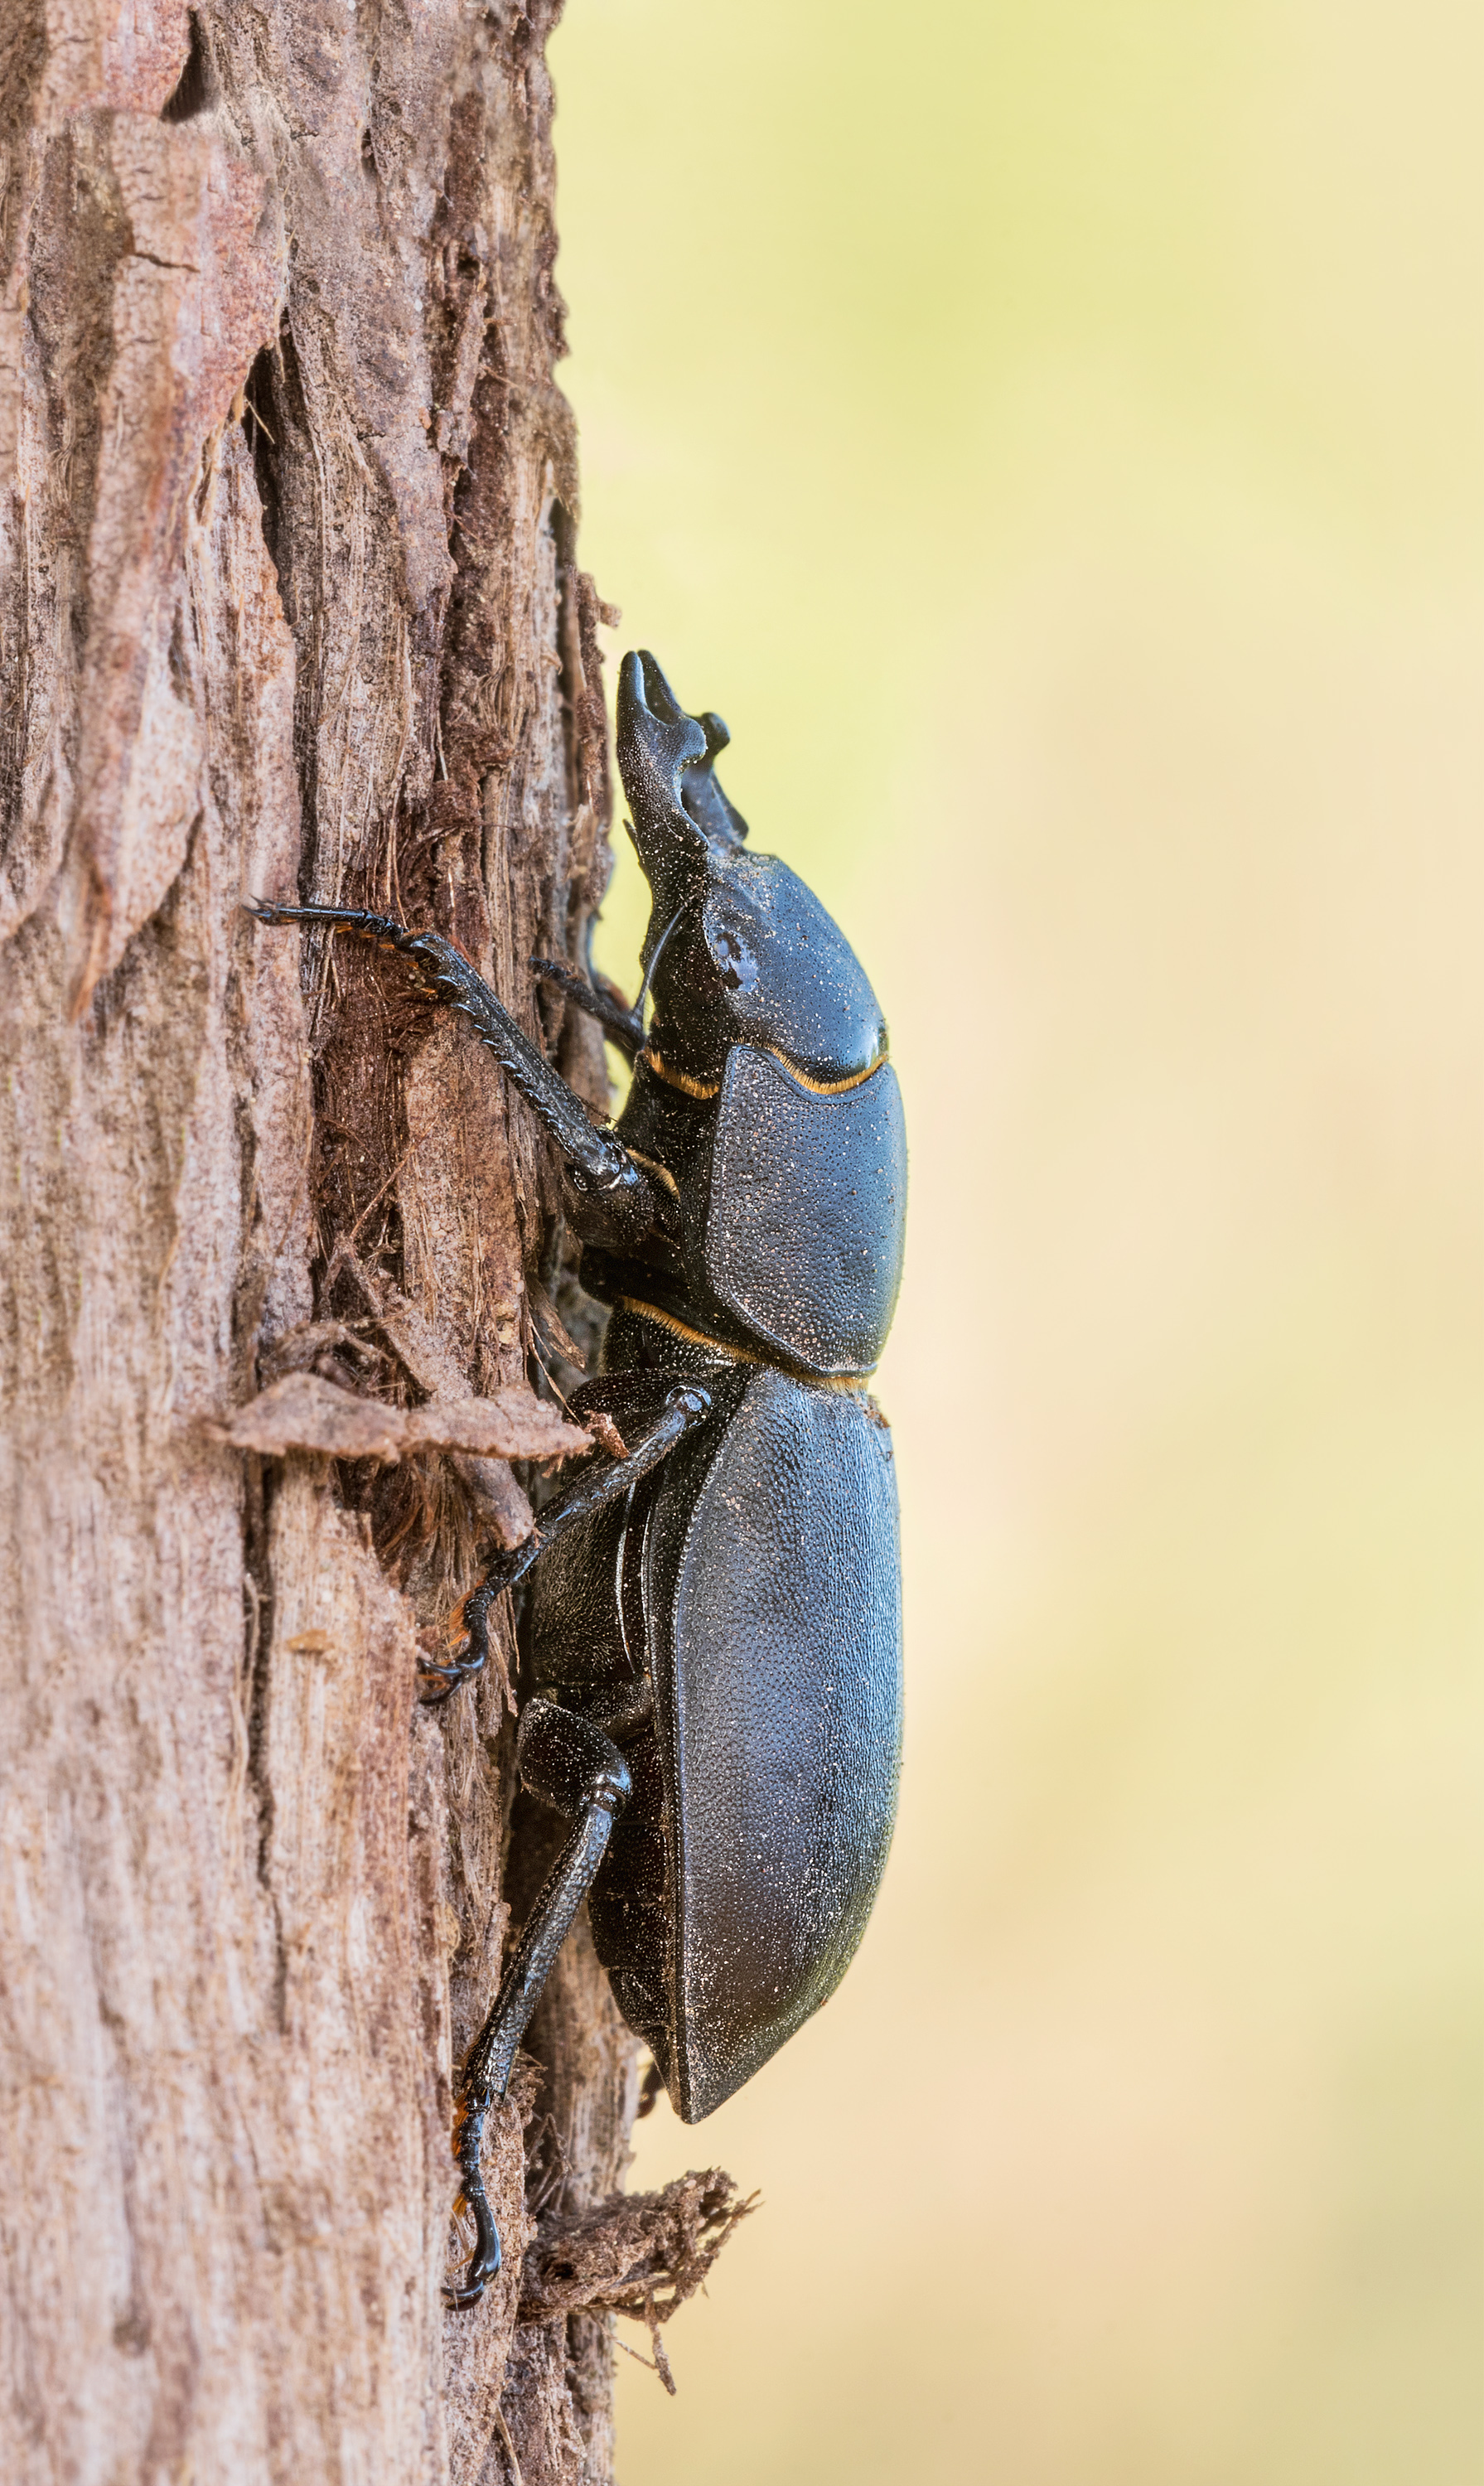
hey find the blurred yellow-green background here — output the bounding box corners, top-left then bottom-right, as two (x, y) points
(548, 2), (1483, 2478)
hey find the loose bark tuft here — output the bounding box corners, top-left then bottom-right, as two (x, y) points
(519, 2170), (758, 2335)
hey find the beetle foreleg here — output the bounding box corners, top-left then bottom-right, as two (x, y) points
(245, 900), (665, 1236)
(445, 1698), (632, 2310)
(420, 1385), (713, 1703)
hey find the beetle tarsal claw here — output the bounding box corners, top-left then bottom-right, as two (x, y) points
(442, 2097), (503, 2309)
(416, 1661), (469, 1708)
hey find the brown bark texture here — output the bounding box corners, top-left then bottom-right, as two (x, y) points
(0, 5), (738, 2479)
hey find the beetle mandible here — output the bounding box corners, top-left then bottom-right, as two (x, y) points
(250, 651), (907, 2308)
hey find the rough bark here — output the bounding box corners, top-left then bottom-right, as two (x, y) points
(0, 6), (732, 2479)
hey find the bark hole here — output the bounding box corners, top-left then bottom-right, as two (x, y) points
(159, 17), (212, 125)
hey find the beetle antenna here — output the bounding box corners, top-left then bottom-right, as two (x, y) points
(632, 894), (689, 1027)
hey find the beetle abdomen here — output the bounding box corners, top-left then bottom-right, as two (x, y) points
(691, 1046), (907, 1378)
(650, 1366), (902, 2121)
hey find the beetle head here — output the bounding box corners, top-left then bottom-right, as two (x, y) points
(616, 651), (887, 1085)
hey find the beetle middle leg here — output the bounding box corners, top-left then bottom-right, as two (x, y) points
(420, 1383), (713, 1701)
(529, 953), (645, 1060)
(446, 1695), (633, 2310)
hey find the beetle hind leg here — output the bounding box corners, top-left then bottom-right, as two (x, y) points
(445, 1696), (632, 2311)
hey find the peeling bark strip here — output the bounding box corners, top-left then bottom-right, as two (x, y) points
(0, 7), (737, 2481)
(212, 1370), (592, 1467)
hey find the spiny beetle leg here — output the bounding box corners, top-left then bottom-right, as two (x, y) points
(244, 901), (662, 1237)
(445, 1696), (633, 2311)
(529, 955), (645, 1061)
(418, 1384), (713, 1705)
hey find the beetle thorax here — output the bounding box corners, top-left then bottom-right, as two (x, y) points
(645, 849), (887, 1090)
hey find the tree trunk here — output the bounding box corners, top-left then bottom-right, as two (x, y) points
(1, 7), (727, 2478)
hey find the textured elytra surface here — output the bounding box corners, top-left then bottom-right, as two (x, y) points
(0, 5), (720, 2479)
(656, 1372), (902, 2120)
(520, 1363), (902, 2128)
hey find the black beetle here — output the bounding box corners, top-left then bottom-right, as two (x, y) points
(250, 651), (906, 2308)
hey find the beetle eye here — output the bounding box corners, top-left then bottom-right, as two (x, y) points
(705, 914), (759, 994)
